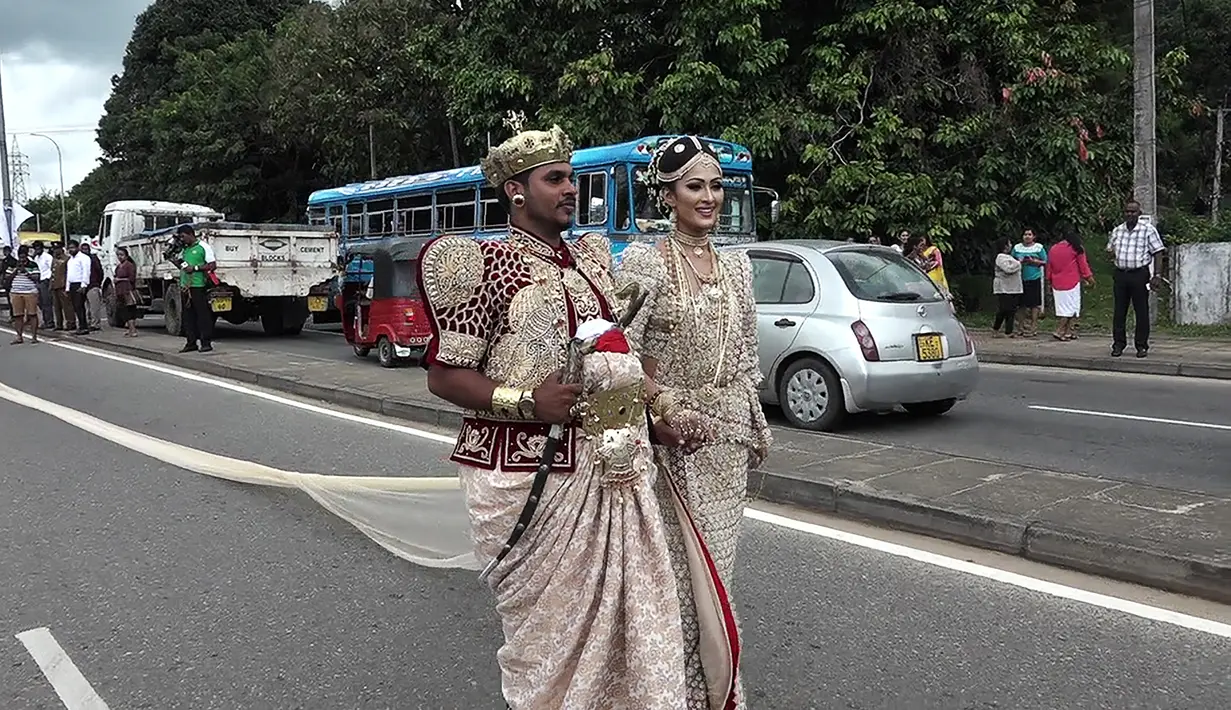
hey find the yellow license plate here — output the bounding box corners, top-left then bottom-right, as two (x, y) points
(307, 295), (328, 312)
(209, 296), (232, 313)
(914, 333), (944, 361)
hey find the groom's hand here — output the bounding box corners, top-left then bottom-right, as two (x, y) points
(532, 371), (582, 424)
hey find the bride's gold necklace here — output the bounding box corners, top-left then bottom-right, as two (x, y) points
(671, 229), (712, 258)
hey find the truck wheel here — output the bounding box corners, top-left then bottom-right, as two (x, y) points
(164, 283), (184, 337)
(353, 344), (371, 358)
(260, 311), (286, 336)
(283, 299), (308, 336)
(103, 283), (123, 328)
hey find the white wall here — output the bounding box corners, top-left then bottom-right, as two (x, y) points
(1172, 242), (1231, 325)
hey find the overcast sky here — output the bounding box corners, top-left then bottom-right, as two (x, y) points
(1, 0), (153, 208)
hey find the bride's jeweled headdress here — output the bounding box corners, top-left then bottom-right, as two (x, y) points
(638, 136), (724, 215)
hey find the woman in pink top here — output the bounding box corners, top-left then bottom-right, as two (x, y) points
(1045, 225), (1096, 341)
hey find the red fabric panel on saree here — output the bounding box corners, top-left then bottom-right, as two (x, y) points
(664, 472), (741, 710)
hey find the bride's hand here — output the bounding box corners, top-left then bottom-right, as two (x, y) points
(671, 411), (709, 455)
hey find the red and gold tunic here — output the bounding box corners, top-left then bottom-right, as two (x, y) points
(416, 227), (617, 474)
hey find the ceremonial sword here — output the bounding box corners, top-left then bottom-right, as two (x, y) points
(478, 283), (647, 582)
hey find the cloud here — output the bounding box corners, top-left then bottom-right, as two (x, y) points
(1, 0), (153, 195)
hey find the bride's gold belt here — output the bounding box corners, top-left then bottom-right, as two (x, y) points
(575, 383), (647, 437)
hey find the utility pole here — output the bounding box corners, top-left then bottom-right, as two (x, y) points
(368, 121), (377, 180)
(1214, 107), (1227, 225)
(0, 61), (14, 250)
(1133, 0), (1159, 323)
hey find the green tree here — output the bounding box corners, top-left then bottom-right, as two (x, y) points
(265, 0), (457, 184)
(97, 0), (308, 199)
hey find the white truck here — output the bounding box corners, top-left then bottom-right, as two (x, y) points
(96, 200), (339, 336)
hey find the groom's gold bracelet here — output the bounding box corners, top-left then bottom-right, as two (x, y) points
(491, 386), (527, 419)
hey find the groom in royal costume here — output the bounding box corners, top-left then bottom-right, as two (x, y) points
(415, 116), (687, 709)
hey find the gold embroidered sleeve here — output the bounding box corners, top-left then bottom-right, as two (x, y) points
(614, 243), (669, 361)
(419, 236), (494, 369)
(574, 231), (615, 273)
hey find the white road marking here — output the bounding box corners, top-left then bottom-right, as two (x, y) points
(1030, 404), (1231, 431)
(0, 329), (454, 445)
(15, 332), (1231, 637)
(744, 508), (1231, 639)
(15, 627), (111, 710)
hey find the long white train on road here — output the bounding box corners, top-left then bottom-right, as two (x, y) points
(95, 200), (339, 336)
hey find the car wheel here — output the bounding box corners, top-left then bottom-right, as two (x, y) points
(353, 344), (371, 358)
(778, 357), (845, 431)
(377, 337), (396, 368)
(903, 398), (957, 417)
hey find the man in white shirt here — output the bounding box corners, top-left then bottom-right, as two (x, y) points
(31, 240), (54, 327)
(66, 240), (92, 335)
(1106, 199), (1165, 358)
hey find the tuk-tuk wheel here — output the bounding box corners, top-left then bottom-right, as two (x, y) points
(378, 337), (397, 368)
(353, 344), (371, 358)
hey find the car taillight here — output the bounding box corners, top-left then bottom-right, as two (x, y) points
(961, 323), (974, 355)
(851, 320), (880, 361)
(404, 307), (416, 322)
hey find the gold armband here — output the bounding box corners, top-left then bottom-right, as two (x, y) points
(491, 386), (528, 419)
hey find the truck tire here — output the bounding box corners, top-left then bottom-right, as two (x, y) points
(103, 282), (123, 328)
(164, 283), (184, 337)
(283, 299), (309, 336)
(260, 311), (286, 336)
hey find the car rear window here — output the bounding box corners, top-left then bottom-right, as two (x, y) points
(824, 248), (945, 303)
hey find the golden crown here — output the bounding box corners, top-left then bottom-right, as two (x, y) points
(480, 112), (574, 187)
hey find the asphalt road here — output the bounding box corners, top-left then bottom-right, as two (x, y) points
(3, 334), (1230, 709)
(158, 319), (1231, 496)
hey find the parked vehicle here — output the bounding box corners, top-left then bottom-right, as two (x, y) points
(725, 240), (979, 431)
(337, 237), (432, 367)
(96, 200), (339, 335)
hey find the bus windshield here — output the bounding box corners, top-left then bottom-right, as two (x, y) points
(631, 169), (753, 235)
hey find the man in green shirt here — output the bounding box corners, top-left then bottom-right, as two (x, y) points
(174, 224), (217, 352)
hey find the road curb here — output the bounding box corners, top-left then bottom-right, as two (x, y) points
(978, 350), (1231, 381)
(72, 333), (1231, 604)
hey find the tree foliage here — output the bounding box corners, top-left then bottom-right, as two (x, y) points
(69, 0), (1231, 268)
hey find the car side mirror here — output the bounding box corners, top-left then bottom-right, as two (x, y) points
(770, 200), (780, 224)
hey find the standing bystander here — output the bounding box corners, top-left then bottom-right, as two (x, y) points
(173, 225), (216, 353)
(1012, 229), (1047, 337)
(992, 239), (1023, 337)
(1107, 199), (1166, 358)
(31, 241), (53, 328)
(51, 245), (73, 331)
(6, 246), (42, 344)
(67, 241), (91, 335)
(82, 243), (105, 330)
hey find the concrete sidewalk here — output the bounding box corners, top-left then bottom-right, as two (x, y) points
(60, 327), (1231, 603)
(973, 330), (1231, 380)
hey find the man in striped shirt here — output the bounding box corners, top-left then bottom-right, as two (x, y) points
(1106, 199), (1165, 358)
(6, 245), (42, 344)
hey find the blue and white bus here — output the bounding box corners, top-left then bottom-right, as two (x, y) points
(306, 135), (778, 261)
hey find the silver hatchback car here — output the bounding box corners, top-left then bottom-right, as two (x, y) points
(725, 240), (980, 431)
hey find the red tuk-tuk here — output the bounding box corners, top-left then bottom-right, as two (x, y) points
(337, 237), (432, 368)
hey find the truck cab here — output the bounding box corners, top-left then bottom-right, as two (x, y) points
(96, 200), (224, 276)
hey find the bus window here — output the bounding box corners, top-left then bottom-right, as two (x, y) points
(397, 195), (433, 235)
(307, 207), (326, 225)
(325, 205), (343, 233)
(576, 171), (608, 227)
(614, 165), (631, 231)
(346, 202), (365, 237)
(480, 188), (509, 229)
(437, 189), (477, 232)
(366, 199), (395, 235)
